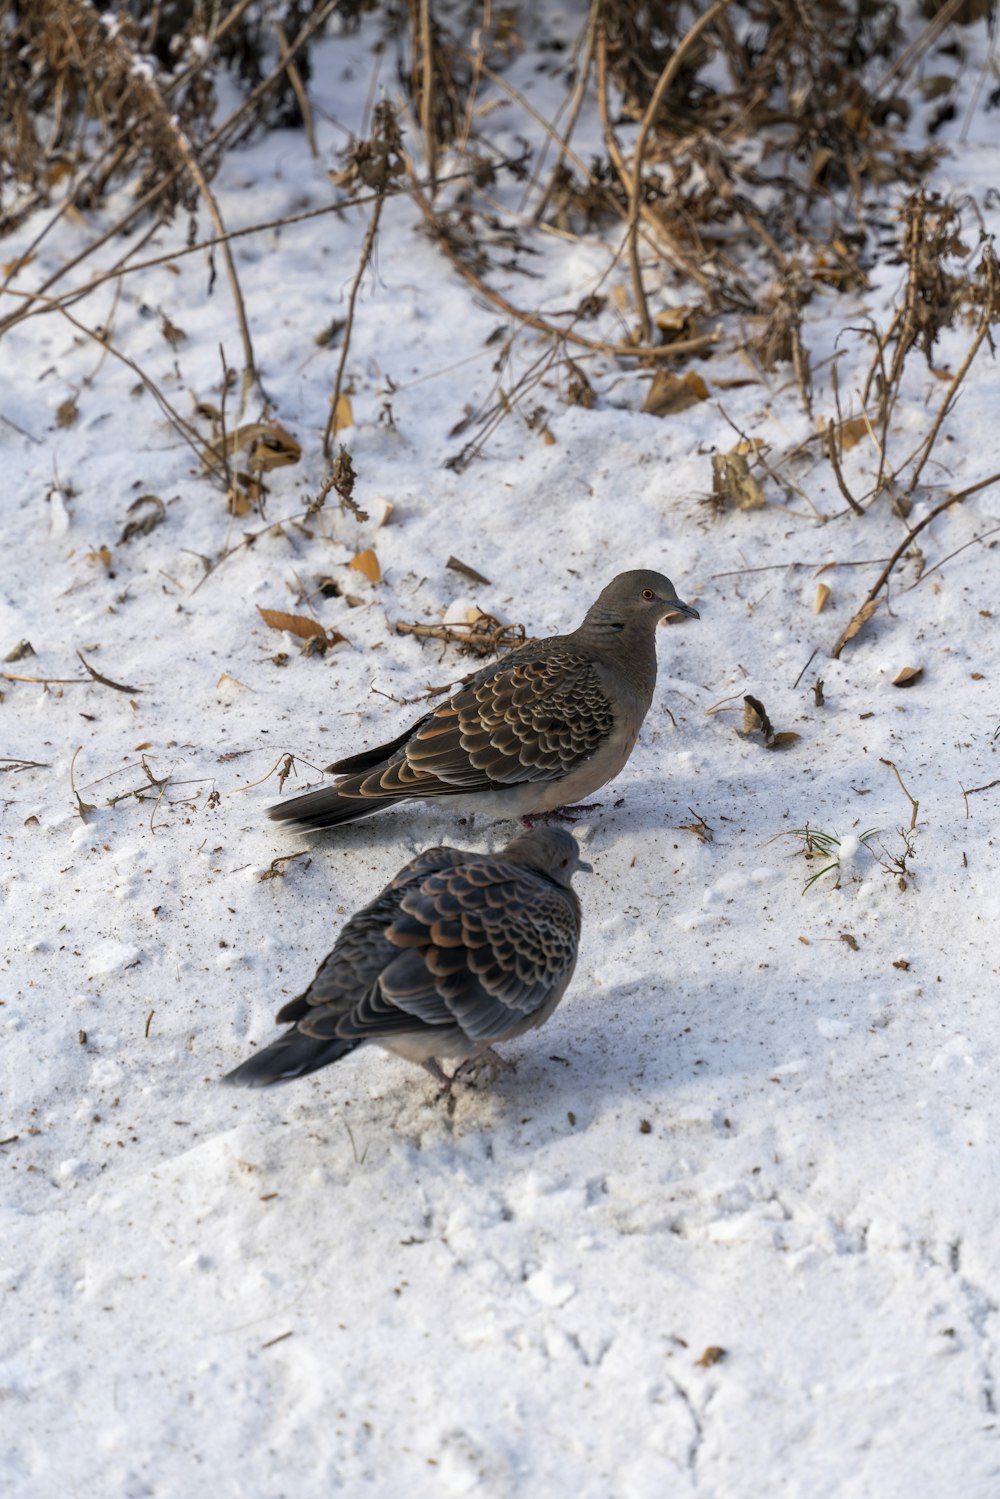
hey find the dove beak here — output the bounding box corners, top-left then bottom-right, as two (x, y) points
(663, 596), (699, 621)
(577, 859), (594, 875)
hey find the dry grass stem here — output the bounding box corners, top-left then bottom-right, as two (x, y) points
(879, 758), (919, 831)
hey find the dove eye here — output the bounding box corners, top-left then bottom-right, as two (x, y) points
(641, 588), (655, 601)
(560, 857), (569, 868)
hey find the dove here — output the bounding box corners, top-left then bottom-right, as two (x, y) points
(269, 568), (698, 830)
(222, 826), (590, 1090)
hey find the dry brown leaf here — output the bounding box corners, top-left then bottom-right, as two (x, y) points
(315, 317), (346, 349)
(917, 74), (957, 100)
(86, 545), (113, 569)
(447, 556), (492, 586)
(814, 561), (836, 578)
(331, 393), (354, 436)
(542, 427), (557, 445)
(836, 415), (869, 451)
(643, 370), (710, 418)
(160, 315), (186, 349)
(892, 666), (923, 688)
(216, 673), (250, 695)
(228, 483), (253, 517)
(205, 422), (301, 473)
(349, 549), (381, 584)
(119, 495), (166, 544)
(712, 450), (765, 510)
(842, 598), (879, 643)
(840, 932), (859, 952)
(257, 606), (326, 642)
(815, 583), (831, 614)
(743, 695), (774, 739)
(653, 306), (695, 333)
(741, 695), (800, 750)
(809, 146), (833, 188)
(56, 398), (79, 429)
(376, 500), (394, 528)
(3, 251), (36, 278)
(695, 1347), (727, 1368)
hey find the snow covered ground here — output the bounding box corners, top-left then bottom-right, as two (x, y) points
(2, 8), (1000, 1496)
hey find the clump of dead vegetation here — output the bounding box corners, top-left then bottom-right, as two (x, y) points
(2, 0), (998, 577)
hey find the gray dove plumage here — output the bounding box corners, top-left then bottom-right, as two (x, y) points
(222, 826), (590, 1090)
(269, 568), (698, 831)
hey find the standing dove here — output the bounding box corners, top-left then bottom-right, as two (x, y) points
(269, 568), (698, 830)
(222, 826), (589, 1089)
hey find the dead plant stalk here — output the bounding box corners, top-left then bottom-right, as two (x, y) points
(908, 249), (999, 493)
(322, 202), (385, 460)
(625, 0), (735, 342)
(879, 758), (919, 831)
(0, 0), (339, 337)
(405, 157), (717, 363)
(831, 469), (1000, 658)
(532, 0), (600, 221)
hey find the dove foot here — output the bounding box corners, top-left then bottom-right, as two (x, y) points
(424, 1050), (514, 1110)
(520, 801), (604, 829)
(453, 1048), (516, 1087)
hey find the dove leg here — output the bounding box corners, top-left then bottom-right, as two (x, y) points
(422, 1058), (454, 1089)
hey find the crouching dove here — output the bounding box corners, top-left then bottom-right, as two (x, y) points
(269, 568), (698, 830)
(223, 827), (589, 1090)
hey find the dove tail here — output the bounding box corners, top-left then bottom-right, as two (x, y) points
(222, 1029), (361, 1087)
(267, 780), (403, 829)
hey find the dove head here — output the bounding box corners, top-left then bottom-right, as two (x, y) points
(500, 826), (592, 888)
(585, 570), (699, 633)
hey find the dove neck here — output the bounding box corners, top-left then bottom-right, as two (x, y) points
(578, 611), (654, 652)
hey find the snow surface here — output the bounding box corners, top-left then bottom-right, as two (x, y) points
(2, 9), (1000, 1497)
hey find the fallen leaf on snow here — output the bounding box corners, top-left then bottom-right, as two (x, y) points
(204, 422), (301, 472)
(841, 597), (879, 643)
(330, 393), (354, 436)
(349, 549), (381, 584)
(740, 694), (800, 751)
(711, 449), (765, 510)
(257, 606), (327, 643)
(643, 370), (709, 417)
(892, 666), (923, 688)
(119, 495), (166, 543)
(695, 1346), (727, 1368)
(834, 414), (869, 451)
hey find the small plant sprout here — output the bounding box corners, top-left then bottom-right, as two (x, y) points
(770, 824), (882, 894)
